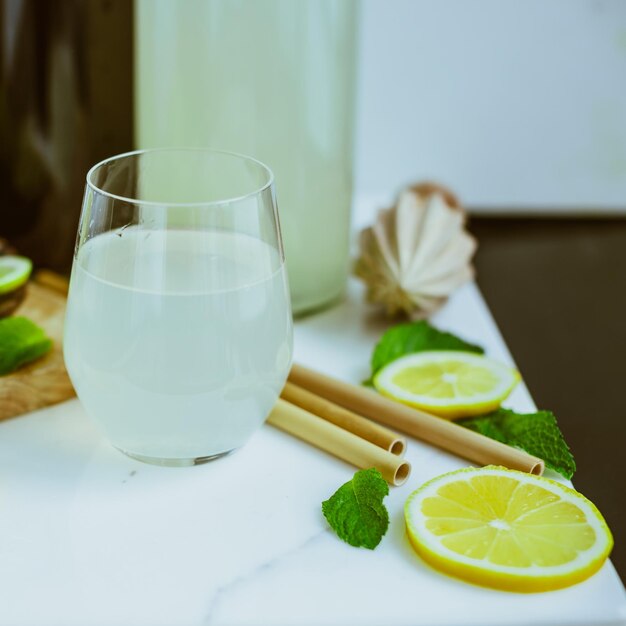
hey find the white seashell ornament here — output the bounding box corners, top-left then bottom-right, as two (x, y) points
(354, 184), (477, 319)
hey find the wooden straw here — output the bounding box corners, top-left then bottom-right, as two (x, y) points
(268, 399), (411, 486)
(281, 381), (406, 456)
(288, 364), (545, 476)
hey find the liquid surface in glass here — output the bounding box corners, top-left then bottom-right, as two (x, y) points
(64, 228), (293, 461)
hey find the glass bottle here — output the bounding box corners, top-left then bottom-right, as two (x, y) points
(135, 0), (359, 314)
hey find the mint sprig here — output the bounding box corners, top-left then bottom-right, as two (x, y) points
(370, 320), (483, 378)
(459, 408), (576, 479)
(0, 316), (53, 375)
(367, 321), (578, 479)
(322, 468), (389, 549)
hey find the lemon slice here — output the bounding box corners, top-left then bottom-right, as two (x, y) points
(405, 466), (613, 592)
(0, 255), (32, 295)
(373, 351), (520, 418)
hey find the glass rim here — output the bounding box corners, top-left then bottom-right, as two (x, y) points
(85, 147), (275, 208)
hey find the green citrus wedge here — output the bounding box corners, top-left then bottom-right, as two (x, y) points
(0, 255), (32, 295)
(373, 351), (519, 418)
(405, 466), (613, 592)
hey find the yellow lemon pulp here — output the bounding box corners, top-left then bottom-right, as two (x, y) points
(405, 466), (613, 592)
(374, 351), (520, 418)
(392, 361), (499, 398)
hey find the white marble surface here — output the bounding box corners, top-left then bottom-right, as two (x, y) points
(1, 280), (625, 626)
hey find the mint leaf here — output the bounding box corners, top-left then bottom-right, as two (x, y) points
(459, 408), (576, 479)
(322, 468), (389, 549)
(371, 320), (484, 376)
(0, 316), (53, 375)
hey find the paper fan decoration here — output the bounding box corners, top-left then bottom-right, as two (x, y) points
(354, 183), (477, 318)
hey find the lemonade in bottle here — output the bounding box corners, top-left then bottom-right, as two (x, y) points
(135, 0), (359, 313)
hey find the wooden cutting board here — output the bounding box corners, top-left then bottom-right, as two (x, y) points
(0, 273), (76, 421)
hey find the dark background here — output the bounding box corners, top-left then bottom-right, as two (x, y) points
(0, 0), (132, 270)
(471, 219), (626, 581)
(1, 0), (624, 582)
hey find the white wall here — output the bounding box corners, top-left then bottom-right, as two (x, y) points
(355, 0), (626, 213)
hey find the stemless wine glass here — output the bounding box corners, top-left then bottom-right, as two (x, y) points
(64, 149), (293, 466)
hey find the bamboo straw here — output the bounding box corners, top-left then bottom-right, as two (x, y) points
(267, 399), (411, 486)
(281, 382), (406, 456)
(288, 364), (545, 475)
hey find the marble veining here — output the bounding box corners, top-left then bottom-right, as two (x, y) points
(204, 530), (328, 625)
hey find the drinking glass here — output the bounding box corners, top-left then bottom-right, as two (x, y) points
(64, 149), (293, 466)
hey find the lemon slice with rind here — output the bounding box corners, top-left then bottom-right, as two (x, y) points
(405, 466), (613, 592)
(0, 255), (32, 295)
(373, 351), (519, 418)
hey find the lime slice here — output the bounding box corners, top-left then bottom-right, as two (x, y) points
(373, 351), (519, 418)
(405, 466), (613, 592)
(0, 256), (32, 295)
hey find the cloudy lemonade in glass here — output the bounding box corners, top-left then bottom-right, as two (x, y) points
(64, 149), (293, 465)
